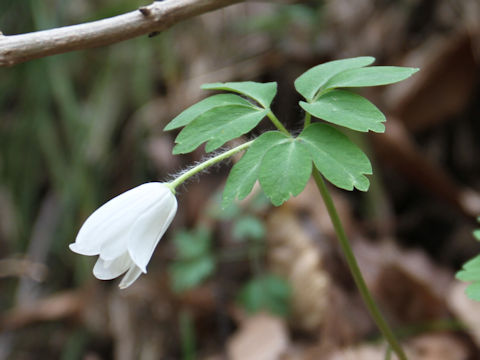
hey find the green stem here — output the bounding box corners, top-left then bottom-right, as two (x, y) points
(168, 140), (253, 191)
(267, 111), (290, 136)
(385, 346), (392, 360)
(303, 112), (311, 129)
(312, 168), (407, 360)
(179, 309), (196, 360)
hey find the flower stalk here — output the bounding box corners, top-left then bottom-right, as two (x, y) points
(168, 140), (254, 191)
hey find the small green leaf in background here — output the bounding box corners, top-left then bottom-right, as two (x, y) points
(222, 131), (289, 208)
(259, 138), (312, 206)
(249, 192), (271, 212)
(473, 228), (480, 241)
(202, 81), (278, 108)
(298, 123), (372, 191)
(456, 221), (480, 301)
(300, 90), (386, 133)
(164, 94), (252, 130)
(294, 56), (375, 102)
(456, 255), (480, 301)
(172, 105), (268, 154)
(174, 228), (212, 259)
(233, 215), (266, 241)
(169, 228), (216, 293)
(237, 274), (291, 317)
(170, 256), (216, 293)
(208, 195), (242, 220)
(323, 66), (419, 89)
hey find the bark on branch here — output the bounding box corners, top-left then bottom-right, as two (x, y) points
(0, 0), (244, 67)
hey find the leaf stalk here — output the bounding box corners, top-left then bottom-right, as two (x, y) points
(312, 167), (407, 360)
(303, 112), (311, 128)
(267, 111), (290, 136)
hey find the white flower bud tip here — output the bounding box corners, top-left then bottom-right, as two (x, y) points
(69, 182), (177, 289)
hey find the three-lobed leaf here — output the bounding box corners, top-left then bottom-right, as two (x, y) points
(172, 105), (268, 154)
(164, 94), (252, 131)
(294, 56), (375, 102)
(222, 131), (289, 208)
(223, 131), (313, 207)
(223, 124), (372, 207)
(300, 90), (386, 133)
(298, 123), (372, 191)
(295, 58), (418, 133)
(167, 81), (277, 155)
(259, 139), (312, 206)
(202, 81), (277, 108)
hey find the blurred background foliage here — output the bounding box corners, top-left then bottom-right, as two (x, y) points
(1, 0), (480, 359)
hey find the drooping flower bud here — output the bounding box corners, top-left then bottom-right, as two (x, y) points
(69, 182), (177, 289)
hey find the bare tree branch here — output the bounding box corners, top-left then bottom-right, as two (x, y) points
(0, 0), (244, 67)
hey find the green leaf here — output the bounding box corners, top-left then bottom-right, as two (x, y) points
(460, 254), (480, 273)
(208, 195), (242, 220)
(202, 81), (278, 108)
(233, 215), (266, 241)
(323, 66), (419, 89)
(298, 123), (372, 191)
(222, 131), (289, 208)
(173, 228), (212, 259)
(456, 253), (480, 301)
(169, 228), (215, 293)
(237, 274), (291, 317)
(259, 138), (312, 206)
(466, 282), (480, 301)
(169, 255), (216, 293)
(300, 90), (385, 133)
(457, 268), (480, 282)
(164, 94), (252, 130)
(294, 56), (375, 101)
(474, 229), (480, 241)
(172, 105), (269, 154)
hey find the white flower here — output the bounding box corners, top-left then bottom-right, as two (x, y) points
(69, 182), (177, 289)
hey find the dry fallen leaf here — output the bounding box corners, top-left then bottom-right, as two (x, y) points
(354, 240), (452, 324)
(448, 281), (480, 347)
(387, 32), (478, 132)
(407, 332), (469, 360)
(227, 313), (289, 360)
(325, 332), (469, 360)
(266, 207), (330, 332)
(326, 343), (406, 360)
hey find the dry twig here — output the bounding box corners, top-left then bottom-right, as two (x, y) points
(0, 0), (244, 67)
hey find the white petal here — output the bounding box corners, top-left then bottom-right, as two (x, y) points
(70, 183), (165, 256)
(93, 253), (133, 280)
(127, 186), (177, 273)
(118, 265), (143, 289)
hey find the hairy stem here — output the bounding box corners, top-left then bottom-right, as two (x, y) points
(312, 168), (407, 360)
(168, 140), (253, 191)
